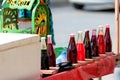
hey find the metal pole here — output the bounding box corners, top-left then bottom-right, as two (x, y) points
(115, 0), (119, 54)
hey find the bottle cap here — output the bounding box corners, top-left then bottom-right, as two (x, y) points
(84, 29), (89, 36)
(47, 35), (52, 43)
(98, 25), (104, 35)
(84, 29), (89, 32)
(78, 31), (83, 34)
(41, 37), (47, 50)
(41, 37), (46, 40)
(98, 25), (104, 28)
(47, 35), (52, 38)
(70, 33), (75, 37)
(106, 24), (110, 28)
(77, 31), (83, 37)
(77, 31), (83, 43)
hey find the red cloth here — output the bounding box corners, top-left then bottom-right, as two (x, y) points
(42, 69), (83, 80)
(42, 55), (115, 80)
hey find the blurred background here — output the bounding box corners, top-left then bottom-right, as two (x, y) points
(50, 0), (117, 10)
(0, 0), (119, 62)
(0, 0), (119, 80)
(50, 0), (117, 49)
(50, 1), (119, 79)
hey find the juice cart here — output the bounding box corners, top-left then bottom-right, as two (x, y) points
(41, 0), (120, 80)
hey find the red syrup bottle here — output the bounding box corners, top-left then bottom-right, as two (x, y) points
(91, 29), (99, 57)
(47, 35), (56, 67)
(104, 24), (112, 52)
(97, 25), (106, 54)
(76, 31), (85, 61)
(67, 33), (77, 63)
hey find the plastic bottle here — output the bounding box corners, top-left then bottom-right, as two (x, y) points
(97, 25), (105, 54)
(40, 37), (49, 70)
(67, 33), (77, 63)
(76, 31), (85, 61)
(104, 24), (112, 52)
(91, 29), (99, 57)
(47, 35), (56, 67)
(84, 29), (92, 59)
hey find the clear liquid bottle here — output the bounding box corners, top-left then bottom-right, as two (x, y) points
(76, 31), (85, 61)
(84, 30), (92, 59)
(40, 37), (49, 70)
(67, 33), (77, 63)
(47, 35), (56, 67)
(91, 29), (99, 57)
(97, 25), (106, 54)
(104, 24), (112, 52)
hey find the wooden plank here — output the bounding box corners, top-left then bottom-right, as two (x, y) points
(115, 0), (119, 54)
(40, 70), (57, 75)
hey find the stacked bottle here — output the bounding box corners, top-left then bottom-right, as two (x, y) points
(76, 31), (85, 61)
(67, 33), (77, 63)
(47, 35), (56, 67)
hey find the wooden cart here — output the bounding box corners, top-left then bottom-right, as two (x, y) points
(115, 0), (120, 66)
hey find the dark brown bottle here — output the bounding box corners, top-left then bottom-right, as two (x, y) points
(67, 33), (77, 63)
(104, 24), (112, 52)
(40, 37), (49, 70)
(84, 30), (92, 59)
(91, 29), (99, 57)
(47, 35), (56, 67)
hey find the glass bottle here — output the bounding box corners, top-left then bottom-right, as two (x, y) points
(84, 30), (92, 59)
(40, 37), (49, 70)
(104, 24), (112, 52)
(91, 29), (99, 57)
(67, 33), (77, 63)
(76, 31), (85, 61)
(97, 25), (105, 54)
(47, 35), (56, 67)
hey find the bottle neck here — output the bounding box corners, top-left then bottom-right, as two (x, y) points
(70, 35), (75, 43)
(47, 35), (52, 44)
(92, 29), (96, 36)
(69, 34), (76, 47)
(91, 29), (97, 42)
(41, 37), (47, 50)
(98, 26), (104, 35)
(85, 30), (90, 42)
(77, 31), (83, 43)
(69, 33), (75, 41)
(105, 27), (110, 36)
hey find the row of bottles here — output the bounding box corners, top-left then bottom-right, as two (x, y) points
(40, 24), (112, 69)
(67, 24), (112, 64)
(40, 35), (56, 70)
